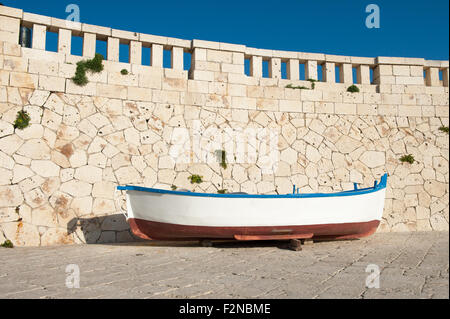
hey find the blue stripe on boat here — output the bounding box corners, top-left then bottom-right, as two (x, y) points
(117, 174), (388, 199)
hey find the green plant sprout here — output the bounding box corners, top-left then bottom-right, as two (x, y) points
(188, 175), (203, 184)
(72, 53), (104, 86)
(400, 154), (415, 164)
(347, 85), (360, 93)
(14, 110), (31, 130)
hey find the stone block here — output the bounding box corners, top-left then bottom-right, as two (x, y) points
(0, 5), (23, 18)
(250, 56), (262, 78)
(231, 96), (256, 110)
(32, 24), (47, 50)
(82, 23), (111, 37)
(83, 33), (96, 57)
(28, 59), (59, 76)
(38, 75), (65, 92)
(139, 33), (167, 45)
(398, 105), (422, 117)
(171, 46), (184, 70)
(287, 59), (299, 80)
(221, 63), (244, 74)
(280, 100), (302, 112)
(269, 58), (281, 79)
(335, 103), (356, 115)
(58, 28), (72, 54)
(107, 37), (119, 62)
(357, 104), (377, 115)
(357, 65), (371, 84)
(392, 65), (410, 76)
(188, 80), (209, 94)
(139, 71), (162, 89)
(9, 72), (38, 89)
(129, 40), (142, 65)
(322, 62), (335, 83)
(207, 49), (232, 63)
(127, 87), (152, 101)
(191, 70), (214, 82)
(396, 76), (424, 85)
(96, 83), (127, 99)
(3, 42), (21, 56)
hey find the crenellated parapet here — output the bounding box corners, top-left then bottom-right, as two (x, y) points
(1, 5), (448, 91)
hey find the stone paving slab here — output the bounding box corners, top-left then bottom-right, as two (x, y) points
(0, 232), (448, 299)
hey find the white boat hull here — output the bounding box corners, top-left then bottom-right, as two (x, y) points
(119, 174), (387, 241)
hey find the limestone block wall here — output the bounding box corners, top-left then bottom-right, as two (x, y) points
(0, 5), (448, 246)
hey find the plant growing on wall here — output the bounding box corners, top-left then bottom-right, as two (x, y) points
(121, 69), (129, 75)
(1, 240), (13, 248)
(171, 185), (177, 191)
(439, 126), (449, 134)
(286, 84), (309, 90)
(217, 189), (227, 194)
(72, 53), (104, 86)
(347, 85), (360, 93)
(307, 78), (318, 89)
(400, 154), (415, 164)
(13, 110), (31, 130)
(188, 175), (203, 184)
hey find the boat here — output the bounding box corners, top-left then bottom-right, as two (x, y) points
(117, 173), (388, 242)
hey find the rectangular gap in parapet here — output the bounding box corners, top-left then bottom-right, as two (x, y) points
(119, 42), (130, 63)
(244, 58), (250, 76)
(184, 51), (192, 71)
(281, 61), (287, 79)
(96, 39), (107, 60)
(71, 34), (83, 56)
(163, 49), (172, 68)
(317, 64), (323, 81)
(439, 69), (443, 81)
(262, 60), (269, 78)
(45, 30), (58, 52)
(370, 67), (374, 84)
(299, 63), (306, 80)
(335, 65), (341, 83)
(352, 67), (358, 84)
(142, 46), (151, 66)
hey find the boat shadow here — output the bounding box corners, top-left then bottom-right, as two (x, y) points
(67, 214), (360, 249)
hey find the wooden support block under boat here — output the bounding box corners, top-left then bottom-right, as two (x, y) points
(288, 239), (302, 251)
(199, 239), (213, 247)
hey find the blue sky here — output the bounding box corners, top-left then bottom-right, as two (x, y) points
(4, 0), (449, 61)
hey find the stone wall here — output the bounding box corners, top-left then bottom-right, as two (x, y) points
(0, 5), (448, 246)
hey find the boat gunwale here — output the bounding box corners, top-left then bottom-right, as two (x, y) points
(117, 174), (388, 199)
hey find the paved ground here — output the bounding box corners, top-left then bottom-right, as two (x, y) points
(0, 232), (448, 299)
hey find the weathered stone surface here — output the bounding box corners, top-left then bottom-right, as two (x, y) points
(1, 221), (41, 246)
(74, 166), (103, 184)
(16, 139), (50, 160)
(424, 180), (447, 198)
(92, 181), (115, 199)
(40, 228), (74, 246)
(0, 185), (23, 207)
(335, 136), (361, 154)
(359, 151), (385, 168)
(115, 166), (141, 185)
(30, 160), (60, 177)
(60, 180), (92, 197)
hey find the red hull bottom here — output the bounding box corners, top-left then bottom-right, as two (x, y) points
(128, 219), (380, 241)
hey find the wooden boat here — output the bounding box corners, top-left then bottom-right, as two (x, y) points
(117, 174), (387, 241)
